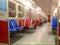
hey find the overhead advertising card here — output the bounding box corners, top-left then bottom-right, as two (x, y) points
(0, 0), (6, 16)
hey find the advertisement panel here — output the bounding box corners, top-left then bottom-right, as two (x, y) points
(0, 0), (6, 16)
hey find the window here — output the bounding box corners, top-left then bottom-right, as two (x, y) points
(18, 5), (24, 18)
(8, 1), (16, 17)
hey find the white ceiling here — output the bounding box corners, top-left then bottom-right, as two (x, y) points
(34, 0), (58, 15)
(12, 0), (58, 15)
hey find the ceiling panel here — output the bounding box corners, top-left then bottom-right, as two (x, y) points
(34, 0), (58, 15)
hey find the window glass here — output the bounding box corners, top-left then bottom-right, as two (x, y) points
(18, 6), (24, 18)
(8, 1), (16, 17)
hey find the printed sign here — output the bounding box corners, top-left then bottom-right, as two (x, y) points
(0, 0), (6, 16)
(0, 0), (6, 11)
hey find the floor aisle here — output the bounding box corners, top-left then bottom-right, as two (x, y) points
(11, 23), (55, 45)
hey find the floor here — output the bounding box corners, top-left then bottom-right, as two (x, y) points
(10, 23), (56, 45)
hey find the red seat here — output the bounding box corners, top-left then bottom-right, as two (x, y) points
(0, 20), (9, 44)
(35, 20), (39, 26)
(25, 19), (31, 27)
(19, 19), (24, 26)
(32, 20), (36, 26)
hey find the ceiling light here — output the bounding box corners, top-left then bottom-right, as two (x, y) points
(36, 7), (41, 12)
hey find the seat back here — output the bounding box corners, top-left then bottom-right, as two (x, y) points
(52, 18), (58, 28)
(25, 19), (31, 27)
(10, 19), (19, 30)
(9, 20), (15, 33)
(32, 20), (36, 25)
(36, 20), (39, 26)
(19, 19), (24, 26)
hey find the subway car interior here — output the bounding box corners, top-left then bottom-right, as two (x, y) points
(0, 0), (60, 45)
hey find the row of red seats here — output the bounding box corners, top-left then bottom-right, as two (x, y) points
(19, 19), (40, 28)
